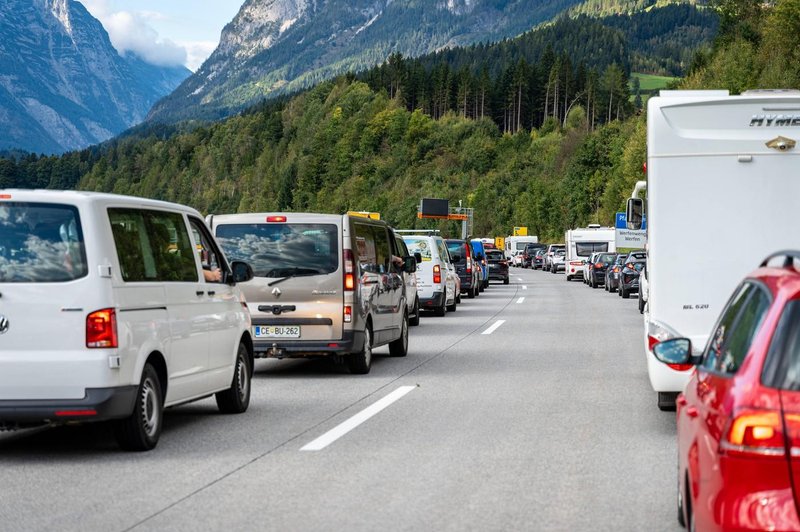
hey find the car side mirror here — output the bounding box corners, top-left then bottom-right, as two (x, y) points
(652, 338), (695, 366)
(627, 197), (644, 230)
(403, 256), (417, 274)
(229, 261), (254, 284)
(414, 252), (422, 264)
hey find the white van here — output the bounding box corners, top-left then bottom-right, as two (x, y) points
(0, 190), (254, 450)
(208, 213), (417, 374)
(628, 89), (800, 410)
(400, 233), (458, 317)
(504, 236), (539, 261)
(564, 225), (616, 281)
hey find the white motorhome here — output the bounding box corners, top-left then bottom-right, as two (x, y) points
(564, 225), (616, 281)
(629, 89), (800, 410)
(504, 236), (539, 261)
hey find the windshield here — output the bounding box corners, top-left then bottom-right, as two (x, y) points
(486, 250), (504, 261)
(215, 223), (338, 278)
(446, 241), (466, 259)
(597, 253), (616, 263)
(575, 242), (609, 256)
(0, 202), (88, 283)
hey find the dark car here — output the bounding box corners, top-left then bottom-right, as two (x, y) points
(587, 252), (618, 288)
(604, 254), (627, 293)
(618, 252), (647, 299)
(522, 242), (547, 268)
(485, 249), (510, 284)
(446, 239), (481, 298)
(532, 248), (547, 270)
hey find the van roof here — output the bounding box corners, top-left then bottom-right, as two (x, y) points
(0, 189), (202, 216)
(210, 212), (349, 224)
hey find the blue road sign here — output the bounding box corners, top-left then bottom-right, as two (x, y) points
(616, 212), (647, 230)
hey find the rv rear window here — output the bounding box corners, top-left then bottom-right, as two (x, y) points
(0, 202), (88, 283)
(576, 242), (609, 256)
(215, 223), (338, 278)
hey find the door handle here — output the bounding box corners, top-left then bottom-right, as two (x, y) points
(207, 291), (216, 296)
(196, 291), (204, 296)
(685, 407), (699, 419)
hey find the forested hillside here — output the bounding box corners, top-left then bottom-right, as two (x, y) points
(3, 0), (794, 241)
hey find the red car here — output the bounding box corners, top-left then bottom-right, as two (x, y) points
(653, 251), (800, 531)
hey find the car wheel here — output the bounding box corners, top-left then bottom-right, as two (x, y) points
(447, 299), (457, 312)
(677, 472), (687, 528)
(639, 290), (646, 314)
(467, 287), (475, 299)
(347, 325), (373, 374)
(434, 301), (446, 317)
(409, 298), (420, 326)
(621, 286), (630, 299)
(658, 392), (678, 412)
(216, 342), (252, 414)
(113, 363), (163, 452)
(503, 277), (509, 285)
(389, 313), (409, 357)
(456, 292), (462, 304)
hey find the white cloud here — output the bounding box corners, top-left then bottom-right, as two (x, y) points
(78, 0), (188, 68)
(180, 41), (219, 72)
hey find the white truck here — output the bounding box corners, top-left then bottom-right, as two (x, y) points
(564, 225), (616, 281)
(504, 236), (539, 263)
(628, 89), (800, 410)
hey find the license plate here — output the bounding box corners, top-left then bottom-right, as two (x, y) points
(253, 325), (301, 338)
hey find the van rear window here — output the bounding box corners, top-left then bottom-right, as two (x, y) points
(0, 202), (87, 283)
(215, 223), (338, 277)
(576, 242), (609, 256)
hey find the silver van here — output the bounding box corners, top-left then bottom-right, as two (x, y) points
(207, 213), (417, 374)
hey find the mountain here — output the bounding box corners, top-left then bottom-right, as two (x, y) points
(0, 0), (190, 154)
(146, 0), (589, 124)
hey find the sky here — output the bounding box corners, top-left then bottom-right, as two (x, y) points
(77, 0), (244, 71)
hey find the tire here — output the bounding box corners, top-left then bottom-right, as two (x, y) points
(468, 286), (476, 299)
(678, 472), (687, 528)
(113, 363), (163, 452)
(658, 392), (678, 412)
(434, 302), (446, 317)
(503, 277), (509, 285)
(389, 313), (409, 357)
(215, 342), (252, 414)
(447, 299), (457, 312)
(621, 286), (630, 299)
(566, 275), (571, 281)
(348, 325), (373, 374)
(456, 292), (462, 304)
(409, 298), (420, 326)
(639, 290), (646, 314)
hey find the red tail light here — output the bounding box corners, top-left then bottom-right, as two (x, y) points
(344, 305), (352, 323)
(466, 257), (472, 273)
(433, 264), (441, 284)
(55, 409), (97, 417)
(594, 262), (603, 269)
(86, 308), (117, 348)
(626, 263), (634, 269)
(343, 249), (355, 291)
(266, 216), (287, 222)
(721, 409), (787, 457)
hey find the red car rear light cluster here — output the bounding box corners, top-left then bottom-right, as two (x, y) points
(721, 409), (799, 457)
(433, 264), (441, 284)
(343, 249), (356, 291)
(594, 262), (603, 269)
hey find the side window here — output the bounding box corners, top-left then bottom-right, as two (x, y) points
(189, 217), (226, 283)
(763, 301), (800, 390)
(372, 226), (390, 273)
(354, 223), (377, 273)
(109, 208), (197, 283)
(436, 239), (450, 264)
(703, 283), (771, 374)
(395, 236), (409, 258)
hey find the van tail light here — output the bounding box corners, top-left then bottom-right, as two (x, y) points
(433, 264), (442, 284)
(721, 409), (788, 457)
(594, 262), (603, 269)
(86, 308), (118, 348)
(266, 216), (287, 222)
(466, 257), (472, 273)
(344, 305), (352, 323)
(343, 249), (355, 291)
(626, 263), (635, 269)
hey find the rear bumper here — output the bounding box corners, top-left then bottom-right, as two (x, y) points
(489, 271), (508, 280)
(420, 292), (446, 309)
(253, 330), (365, 358)
(0, 386), (137, 425)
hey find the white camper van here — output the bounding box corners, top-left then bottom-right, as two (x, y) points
(504, 236), (539, 262)
(628, 89), (800, 410)
(564, 225), (616, 281)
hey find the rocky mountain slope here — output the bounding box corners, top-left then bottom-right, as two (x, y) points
(147, 0), (585, 123)
(0, 0), (189, 154)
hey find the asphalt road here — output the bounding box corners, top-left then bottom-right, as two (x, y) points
(0, 267), (679, 532)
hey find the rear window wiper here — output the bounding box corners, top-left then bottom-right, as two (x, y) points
(266, 267), (327, 286)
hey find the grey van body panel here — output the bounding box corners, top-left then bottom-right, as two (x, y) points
(210, 212), (405, 359)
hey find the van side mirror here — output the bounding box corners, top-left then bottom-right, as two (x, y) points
(414, 252), (422, 264)
(403, 256), (417, 274)
(626, 198), (644, 230)
(230, 261), (254, 284)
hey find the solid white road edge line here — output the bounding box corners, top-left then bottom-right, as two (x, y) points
(517, 297), (525, 304)
(482, 319), (506, 335)
(300, 386), (417, 451)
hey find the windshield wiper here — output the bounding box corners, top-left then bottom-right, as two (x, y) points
(267, 267), (326, 286)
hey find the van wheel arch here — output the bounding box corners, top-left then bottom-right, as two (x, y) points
(144, 352), (168, 401)
(240, 332), (254, 371)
